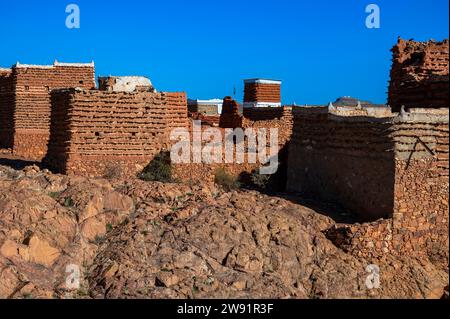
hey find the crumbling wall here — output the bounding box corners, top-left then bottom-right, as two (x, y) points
(176, 99), (293, 186)
(219, 96), (242, 128)
(188, 112), (220, 127)
(44, 89), (187, 177)
(291, 107), (449, 262)
(242, 106), (293, 145)
(0, 69), (14, 149)
(11, 64), (95, 159)
(388, 38), (449, 112)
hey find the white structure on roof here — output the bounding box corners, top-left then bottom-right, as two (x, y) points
(188, 98), (223, 114)
(243, 78), (282, 85)
(13, 60), (95, 69)
(243, 78), (282, 108)
(98, 76), (154, 93)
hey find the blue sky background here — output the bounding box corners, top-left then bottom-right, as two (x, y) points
(0, 0), (448, 105)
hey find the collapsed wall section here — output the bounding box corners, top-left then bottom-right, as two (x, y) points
(11, 63), (95, 159)
(44, 89), (187, 177)
(388, 38), (449, 112)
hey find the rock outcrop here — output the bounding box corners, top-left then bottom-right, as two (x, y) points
(0, 164), (447, 299)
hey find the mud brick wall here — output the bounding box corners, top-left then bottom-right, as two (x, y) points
(177, 104), (293, 186)
(291, 107), (449, 263)
(188, 112), (220, 127)
(0, 69), (14, 149)
(219, 96), (242, 128)
(164, 92), (189, 133)
(171, 124), (276, 184)
(388, 38), (449, 112)
(11, 65), (95, 159)
(244, 83), (281, 103)
(44, 89), (188, 177)
(242, 106), (293, 158)
(287, 106), (396, 222)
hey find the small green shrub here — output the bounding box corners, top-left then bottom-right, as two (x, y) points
(250, 170), (272, 190)
(214, 168), (240, 191)
(64, 197), (75, 207)
(139, 151), (172, 183)
(48, 191), (61, 199)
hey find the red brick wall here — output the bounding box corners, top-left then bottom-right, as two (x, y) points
(219, 96), (242, 129)
(44, 89), (188, 178)
(176, 101), (293, 185)
(244, 83), (281, 103)
(11, 65), (95, 159)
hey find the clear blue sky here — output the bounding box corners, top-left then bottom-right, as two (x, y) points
(0, 0), (448, 105)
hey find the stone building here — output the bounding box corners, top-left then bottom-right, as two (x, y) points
(0, 61), (95, 159)
(44, 85), (187, 177)
(243, 78), (282, 108)
(388, 38), (449, 112)
(287, 105), (449, 262)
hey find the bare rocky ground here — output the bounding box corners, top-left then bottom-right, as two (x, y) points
(0, 164), (448, 299)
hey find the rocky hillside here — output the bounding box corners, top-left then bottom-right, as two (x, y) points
(0, 164), (447, 299)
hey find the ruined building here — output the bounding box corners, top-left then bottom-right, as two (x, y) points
(285, 38), (449, 262)
(388, 38), (449, 112)
(0, 61), (95, 159)
(187, 99), (222, 127)
(287, 100), (448, 264)
(44, 76), (187, 177)
(243, 78), (282, 108)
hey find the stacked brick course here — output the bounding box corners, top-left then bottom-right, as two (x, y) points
(287, 105), (396, 221)
(0, 62), (95, 159)
(172, 97), (293, 184)
(219, 96), (242, 128)
(44, 89), (187, 177)
(388, 38), (449, 112)
(243, 79), (281, 108)
(288, 106), (449, 263)
(0, 69), (14, 149)
(188, 112), (220, 127)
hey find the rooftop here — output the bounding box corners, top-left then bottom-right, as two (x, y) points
(244, 78), (282, 85)
(11, 60), (95, 69)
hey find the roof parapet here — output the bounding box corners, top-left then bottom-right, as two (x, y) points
(244, 78), (282, 85)
(13, 60), (95, 69)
